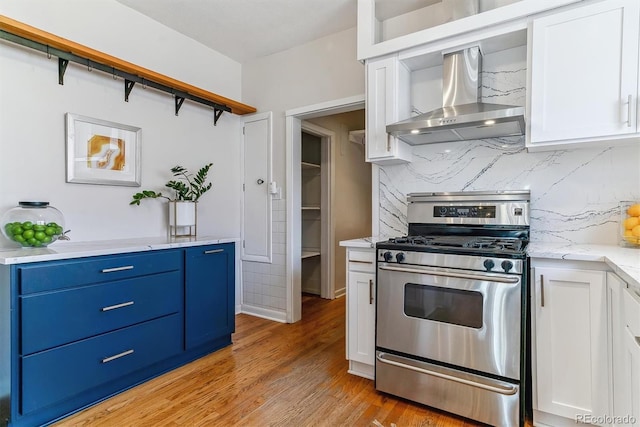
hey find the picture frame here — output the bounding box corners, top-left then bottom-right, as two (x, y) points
(65, 113), (141, 186)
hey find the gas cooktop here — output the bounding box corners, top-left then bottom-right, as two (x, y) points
(377, 235), (528, 257)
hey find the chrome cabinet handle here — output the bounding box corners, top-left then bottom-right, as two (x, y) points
(540, 274), (545, 307)
(627, 94), (633, 127)
(102, 349), (134, 363)
(376, 352), (518, 396)
(101, 265), (134, 273)
(101, 301), (134, 312)
(386, 134), (391, 152)
(369, 279), (374, 304)
(349, 260), (373, 264)
(204, 249), (224, 254)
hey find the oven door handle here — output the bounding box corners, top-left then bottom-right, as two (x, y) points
(378, 265), (520, 284)
(376, 352), (518, 396)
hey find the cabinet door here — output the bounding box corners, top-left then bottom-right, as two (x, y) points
(347, 271), (375, 366)
(365, 55), (412, 164)
(623, 286), (640, 426)
(609, 272), (633, 425)
(623, 325), (640, 426)
(529, 0), (640, 146)
(533, 267), (609, 420)
(185, 243), (235, 349)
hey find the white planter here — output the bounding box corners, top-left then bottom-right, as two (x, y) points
(168, 201), (197, 237)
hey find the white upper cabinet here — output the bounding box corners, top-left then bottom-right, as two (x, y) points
(528, 0), (640, 150)
(365, 55), (413, 164)
(357, 0), (581, 61)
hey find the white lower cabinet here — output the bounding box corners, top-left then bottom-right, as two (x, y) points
(345, 247), (376, 379)
(532, 263), (609, 426)
(622, 285), (640, 426)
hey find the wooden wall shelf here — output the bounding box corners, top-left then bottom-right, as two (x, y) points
(0, 15), (257, 121)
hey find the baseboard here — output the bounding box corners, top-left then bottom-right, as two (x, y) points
(235, 304), (242, 315)
(240, 304), (287, 323)
(334, 287), (346, 298)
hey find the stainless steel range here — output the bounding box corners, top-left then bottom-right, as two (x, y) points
(375, 191), (530, 427)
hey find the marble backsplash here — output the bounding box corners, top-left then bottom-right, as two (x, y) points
(378, 46), (640, 245)
(379, 138), (640, 244)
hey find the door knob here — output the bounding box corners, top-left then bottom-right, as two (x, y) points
(257, 179), (264, 185)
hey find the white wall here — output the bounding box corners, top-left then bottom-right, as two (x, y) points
(243, 27), (365, 192)
(0, 0), (245, 243)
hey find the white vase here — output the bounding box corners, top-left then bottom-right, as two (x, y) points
(168, 201), (197, 237)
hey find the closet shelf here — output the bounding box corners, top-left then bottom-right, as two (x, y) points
(301, 161), (321, 169)
(301, 249), (321, 259)
(0, 15), (256, 120)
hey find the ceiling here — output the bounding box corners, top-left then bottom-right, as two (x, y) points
(115, 0), (436, 63)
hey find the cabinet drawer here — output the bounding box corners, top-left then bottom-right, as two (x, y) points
(348, 249), (375, 273)
(624, 287), (640, 336)
(21, 271), (182, 355)
(21, 313), (182, 415)
(18, 250), (182, 294)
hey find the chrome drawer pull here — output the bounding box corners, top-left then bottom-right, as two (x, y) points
(350, 260), (373, 264)
(102, 349), (134, 363)
(101, 265), (134, 273)
(376, 352), (518, 396)
(101, 301), (134, 312)
(540, 275), (545, 307)
(204, 249), (224, 254)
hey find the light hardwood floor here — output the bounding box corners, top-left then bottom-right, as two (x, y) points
(55, 296), (505, 426)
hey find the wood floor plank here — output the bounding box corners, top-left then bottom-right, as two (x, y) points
(54, 296), (528, 427)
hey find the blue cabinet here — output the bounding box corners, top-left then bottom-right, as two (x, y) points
(185, 243), (235, 349)
(5, 243), (235, 427)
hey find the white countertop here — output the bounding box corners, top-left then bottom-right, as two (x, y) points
(528, 242), (640, 288)
(0, 236), (239, 265)
(339, 236), (388, 249)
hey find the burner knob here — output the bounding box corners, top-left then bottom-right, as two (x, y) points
(383, 251), (393, 262)
(501, 260), (514, 273)
(483, 259), (495, 271)
(395, 252), (405, 263)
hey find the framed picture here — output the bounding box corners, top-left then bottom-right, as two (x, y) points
(65, 113), (141, 186)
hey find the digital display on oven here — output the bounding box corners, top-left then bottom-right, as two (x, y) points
(433, 205), (497, 218)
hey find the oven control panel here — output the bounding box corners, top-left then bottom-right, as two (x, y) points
(377, 250), (523, 274)
(433, 205), (496, 218)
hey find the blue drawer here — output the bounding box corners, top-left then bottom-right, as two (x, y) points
(18, 250), (182, 294)
(21, 271), (182, 355)
(21, 313), (182, 415)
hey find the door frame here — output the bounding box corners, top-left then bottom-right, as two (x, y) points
(285, 94), (365, 323)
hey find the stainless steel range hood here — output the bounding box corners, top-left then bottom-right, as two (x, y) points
(386, 46), (525, 145)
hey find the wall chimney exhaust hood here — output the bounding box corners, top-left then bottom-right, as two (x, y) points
(386, 46), (525, 145)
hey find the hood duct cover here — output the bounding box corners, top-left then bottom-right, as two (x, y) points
(386, 46), (525, 145)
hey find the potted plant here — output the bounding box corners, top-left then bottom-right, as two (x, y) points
(130, 163), (213, 236)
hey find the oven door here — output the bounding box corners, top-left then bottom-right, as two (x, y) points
(377, 262), (522, 380)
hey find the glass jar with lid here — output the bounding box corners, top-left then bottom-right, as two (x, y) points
(1, 201), (66, 248)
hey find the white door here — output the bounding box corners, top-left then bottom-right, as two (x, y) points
(529, 0), (640, 144)
(533, 267), (609, 420)
(242, 112), (272, 263)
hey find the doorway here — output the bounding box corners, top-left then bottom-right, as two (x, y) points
(285, 95), (371, 323)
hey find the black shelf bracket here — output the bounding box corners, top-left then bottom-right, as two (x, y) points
(124, 79), (135, 102)
(214, 108), (224, 126)
(1, 29), (234, 123)
(58, 58), (68, 85)
(175, 96), (185, 116)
